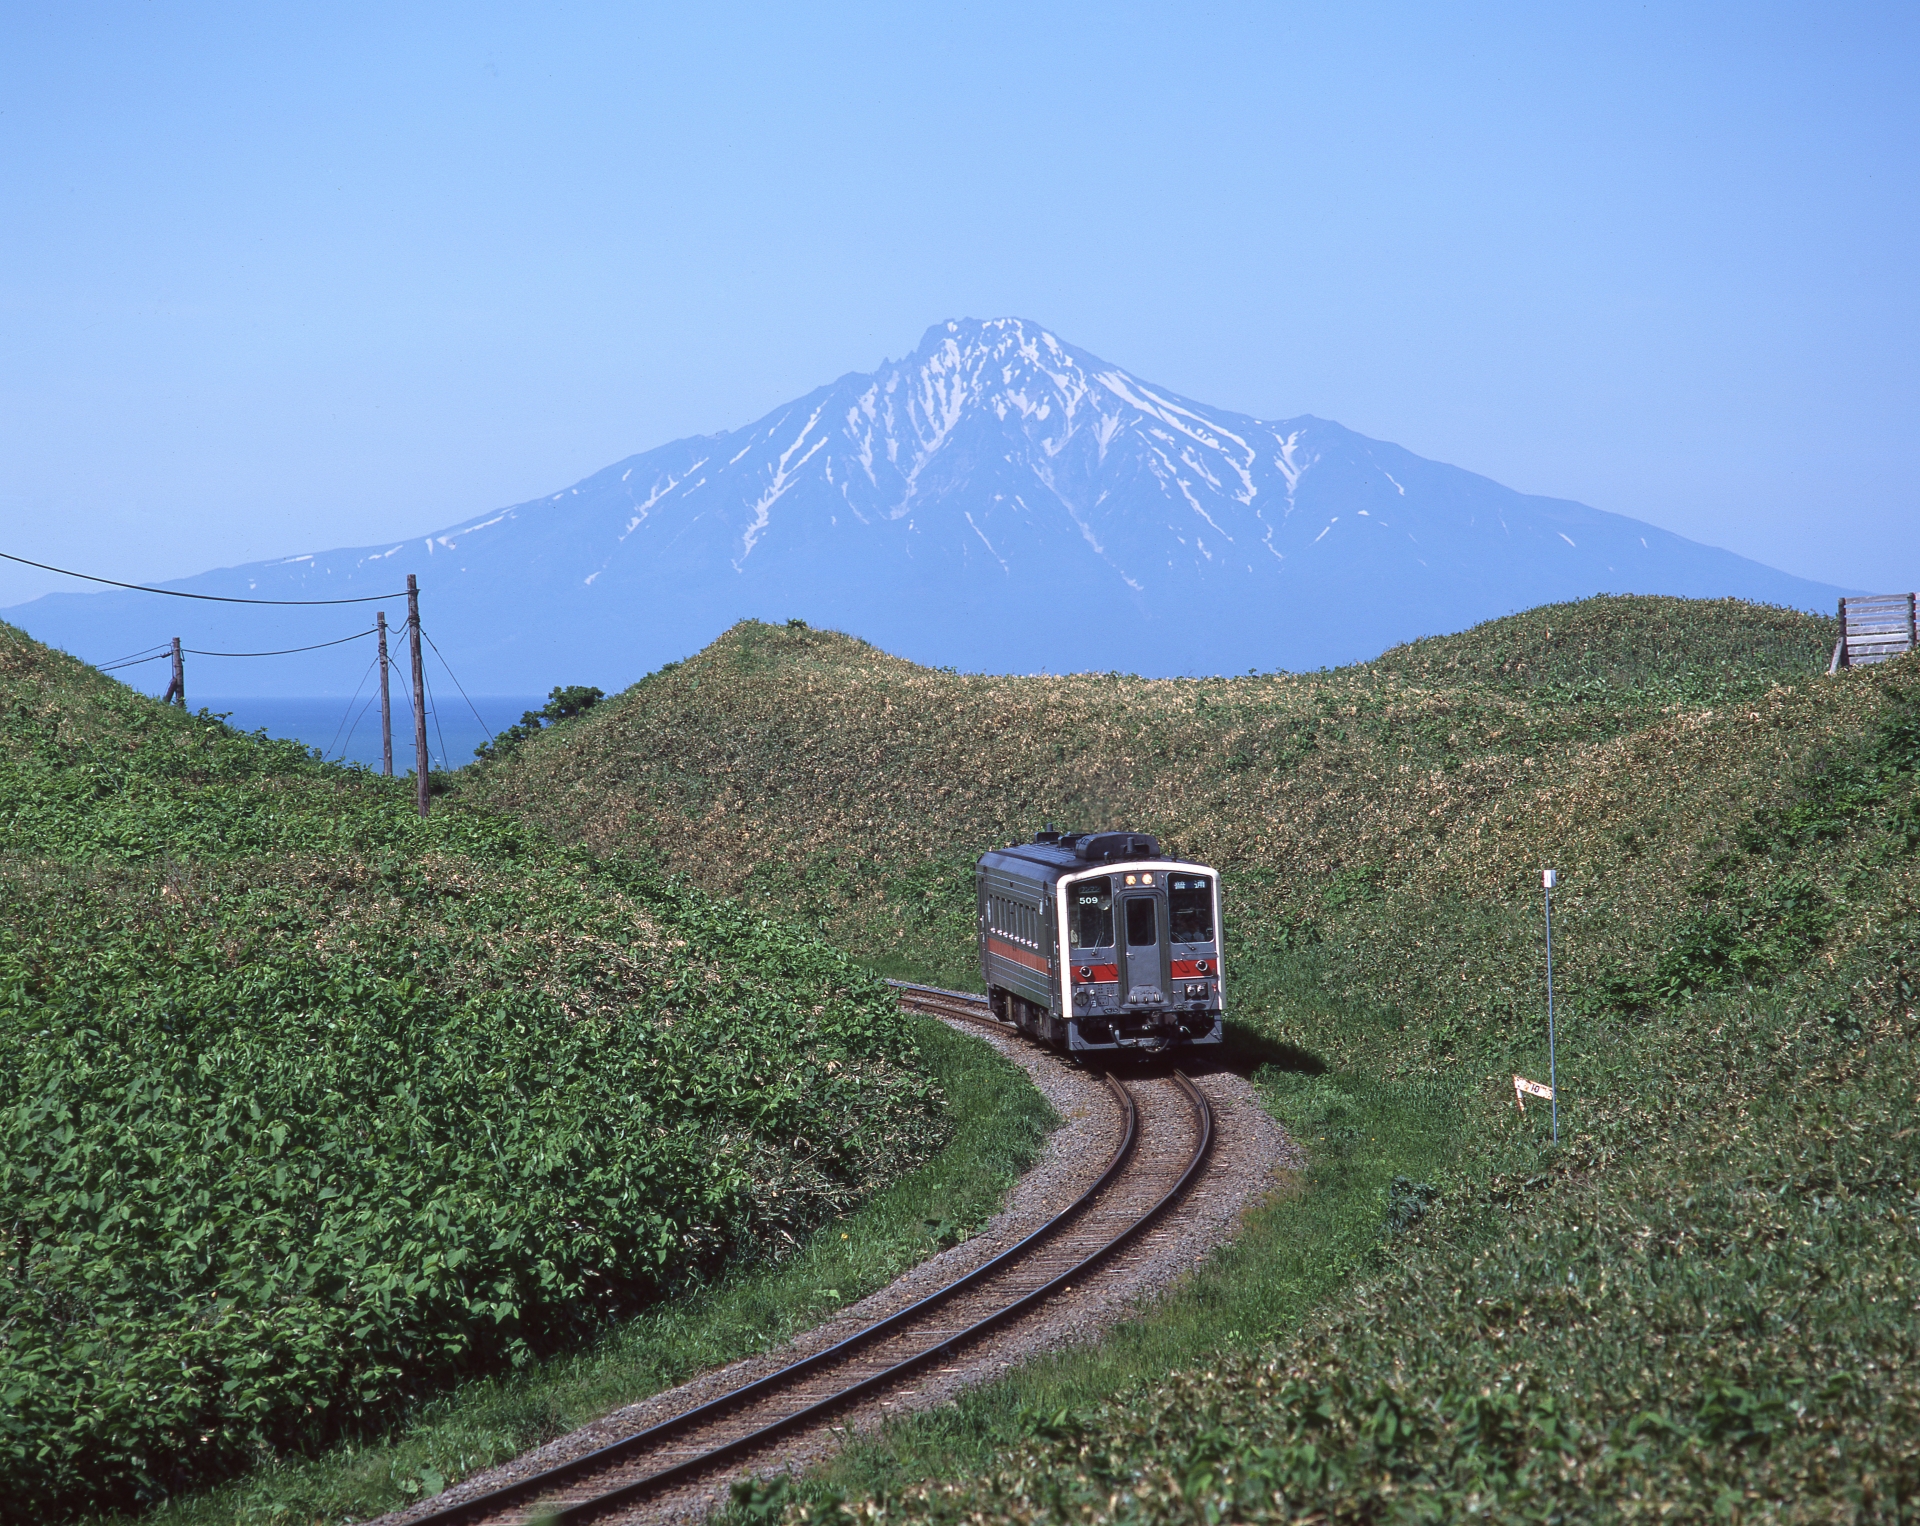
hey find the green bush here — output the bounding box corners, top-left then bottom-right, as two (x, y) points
(473, 684), (606, 761)
(0, 627), (944, 1520)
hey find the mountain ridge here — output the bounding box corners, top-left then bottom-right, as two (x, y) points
(4, 317), (1843, 693)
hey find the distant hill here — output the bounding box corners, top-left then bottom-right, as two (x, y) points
(463, 593), (1843, 982)
(3, 318), (1843, 694)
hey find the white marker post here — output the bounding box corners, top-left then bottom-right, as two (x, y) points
(1542, 868), (1560, 1143)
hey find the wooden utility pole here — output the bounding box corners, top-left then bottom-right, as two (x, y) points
(162, 637), (184, 707)
(407, 575), (429, 818)
(376, 611), (393, 777)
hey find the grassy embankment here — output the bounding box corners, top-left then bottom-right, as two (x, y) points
(0, 622), (1052, 1526)
(473, 598), (1920, 1520)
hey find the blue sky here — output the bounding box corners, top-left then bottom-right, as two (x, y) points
(2, 2), (1914, 608)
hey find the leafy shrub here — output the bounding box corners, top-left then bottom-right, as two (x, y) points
(473, 685), (606, 761)
(1601, 875), (1835, 1012)
(1321, 865), (1384, 912)
(0, 626), (943, 1520)
(1380, 1176), (1437, 1239)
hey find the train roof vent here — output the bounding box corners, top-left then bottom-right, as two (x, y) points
(1071, 831), (1161, 863)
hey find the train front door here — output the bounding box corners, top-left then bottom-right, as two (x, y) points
(1121, 889), (1166, 1005)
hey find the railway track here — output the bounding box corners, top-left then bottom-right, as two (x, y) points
(397, 986), (1212, 1526)
(886, 978), (1014, 1030)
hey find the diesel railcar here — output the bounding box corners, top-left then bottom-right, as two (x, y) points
(977, 829), (1224, 1054)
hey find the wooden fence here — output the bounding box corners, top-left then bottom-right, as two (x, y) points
(1829, 593), (1919, 673)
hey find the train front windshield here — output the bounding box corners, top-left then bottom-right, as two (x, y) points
(1168, 875), (1214, 943)
(1071, 878), (1113, 948)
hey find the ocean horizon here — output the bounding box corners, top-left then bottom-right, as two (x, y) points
(184, 694), (548, 772)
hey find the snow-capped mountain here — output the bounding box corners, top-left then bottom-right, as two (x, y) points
(7, 318), (1841, 693)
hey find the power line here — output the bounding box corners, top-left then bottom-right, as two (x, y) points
(419, 625), (496, 748)
(183, 629), (375, 658)
(337, 686), (385, 764)
(325, 654), (382, 761)
(100, 642), (174, 669)
(422, 664), (452, 773)
(1, 549), (405, 605)
(99, 651), (172, 674)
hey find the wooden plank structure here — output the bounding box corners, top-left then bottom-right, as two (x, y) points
(1829, 593), (1919, 674)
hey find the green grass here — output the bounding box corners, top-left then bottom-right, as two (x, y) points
(88, 1015), (1054, 1526)
(746, 668), (1920, 1524)
(722, 975), (1465, 1526)
(16, 594), (1911, 1522)
(793, 974), (1919, 1524)
(0, 622), (957, 1523)
(470, 598), (1920, 1521)
(1368, 593), (1835, 700)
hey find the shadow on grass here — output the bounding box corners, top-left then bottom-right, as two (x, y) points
(1200, 1019), (1327, 1078)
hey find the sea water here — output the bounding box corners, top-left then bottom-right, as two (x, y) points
(194, 695), (548, 773)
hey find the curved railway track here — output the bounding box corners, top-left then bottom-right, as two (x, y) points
(886, 978), (1015, 1030)
(398, 987), (1212, 1526)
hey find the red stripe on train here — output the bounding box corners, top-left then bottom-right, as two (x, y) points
(985, 935), (1050, 973)
(1171, 959), (1216, 979)
(1071, 964), (1119, 984)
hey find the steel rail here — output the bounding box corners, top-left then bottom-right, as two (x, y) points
(542, 1070), (1212, 1526)
(884, 978), (998, 1010)
(887, 980), (1013, 1034)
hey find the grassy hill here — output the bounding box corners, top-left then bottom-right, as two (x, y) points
(472, 596), (1920, 1520)
(0, 622), (955, 1523)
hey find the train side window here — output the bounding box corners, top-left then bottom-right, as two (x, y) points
(1169, 875), (1215, 943)
(1071, 878), (1113, 949)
